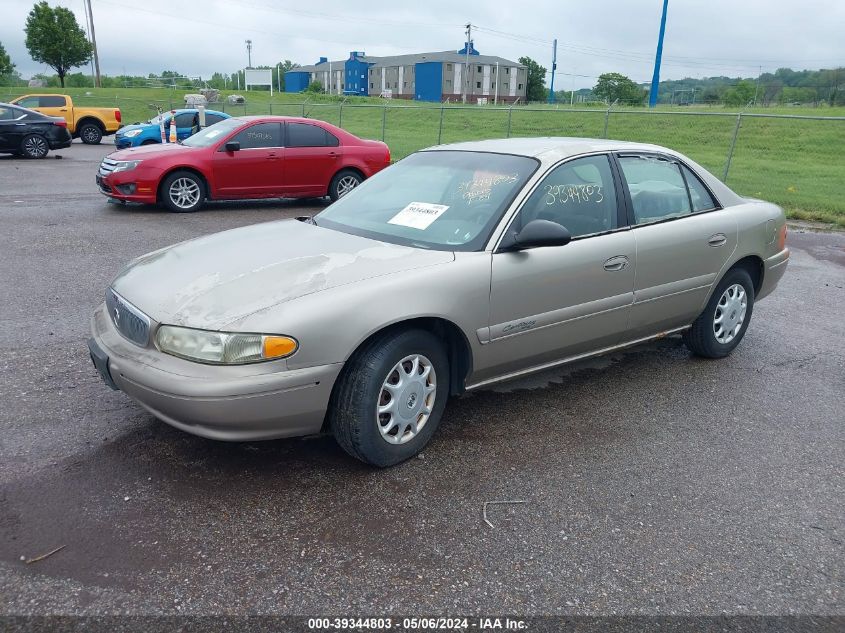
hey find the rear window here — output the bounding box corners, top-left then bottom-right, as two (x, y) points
(287, 122), (338, 147)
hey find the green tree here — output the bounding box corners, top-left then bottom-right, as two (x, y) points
(305, 80), (324, 94)
(24, 1), (92, 87)
(276, 60), (299, 92)
(0, 41), (14, 77)
(593, 72), (645, 105)
(518, 56), (547, 102)
(723, 80), (755, 107)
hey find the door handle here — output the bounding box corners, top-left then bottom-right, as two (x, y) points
(708, 233), (727, 247)
(328, 151), (338, 158)
(60, 108), (68, 112)
(603, 255), (629, 272)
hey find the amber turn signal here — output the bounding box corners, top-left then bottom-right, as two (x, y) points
(263, 336), (298, 359)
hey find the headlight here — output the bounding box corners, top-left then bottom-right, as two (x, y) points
(112, 160), (142, 173)
(155, 325), (298, 365)
(123, 129), (143, 138)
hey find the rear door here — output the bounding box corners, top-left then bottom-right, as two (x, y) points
(211, 121), (284, 197)
(283, 122), (341, 195)
(0, 105), (29, 151)
(616, 153), (737, 338)
(478, 153), (635, 383)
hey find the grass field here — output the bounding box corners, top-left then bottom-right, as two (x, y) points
(4, 86), (844, 226)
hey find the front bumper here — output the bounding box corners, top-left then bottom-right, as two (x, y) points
(96, 171), (158, 204)
(89, 302), (342, 441)
(757, 247), (789, 301)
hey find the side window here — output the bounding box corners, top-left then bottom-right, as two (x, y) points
(287, 122), (332, 148)
(681, 165), (718, 211)
(619, 156), (691, 224)
(205, 113), (225, 125)
(16, 97), (39, 108)
(0, 106), (19, 120)
(516, 155), (618, 238)
(174, 112), (195, 127)
(228, 122), (281, 149)
(39, 96), (66, 107)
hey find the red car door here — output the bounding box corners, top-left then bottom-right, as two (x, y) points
(283, 122), (341, 196)
(212, 122), (284, 198)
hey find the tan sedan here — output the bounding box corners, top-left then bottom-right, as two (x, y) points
(89, 138), (789, 466)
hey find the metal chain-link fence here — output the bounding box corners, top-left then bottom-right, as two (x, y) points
(4, 90), (843, 219)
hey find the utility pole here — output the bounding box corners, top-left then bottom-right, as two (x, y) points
(85, 0), (101, 88)
(462, 23), (471, 104)
(547, 39), (557, 103)
(753, 65), (761, 106)
(245, 39), (253, 68)
(649, 0), (669, 108)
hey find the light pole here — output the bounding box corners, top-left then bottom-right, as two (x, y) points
(649, 0), (669, 108)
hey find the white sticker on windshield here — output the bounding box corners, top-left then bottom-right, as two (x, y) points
(388, 202), (450, 230)
(205, 129), (224, 139)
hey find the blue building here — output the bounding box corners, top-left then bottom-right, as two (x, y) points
(285, 43), (526, 103)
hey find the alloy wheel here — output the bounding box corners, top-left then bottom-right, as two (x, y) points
(168, 177), (201, 209)
(336, 175), (359, 198)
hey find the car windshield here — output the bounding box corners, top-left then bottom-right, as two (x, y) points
(314, 151), (538, 251)
(181, 118), (246, 147)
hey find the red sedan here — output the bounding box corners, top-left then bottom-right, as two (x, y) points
(95, 116), (391, 212)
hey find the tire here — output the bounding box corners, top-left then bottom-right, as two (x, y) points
(328, 169), (363, 202)
(329, 329), (450, 467)
(79, 122), (103, 145)
(160, 170), (206, 213)
(683, 267), (755, 358)
(20, 134), (49, 159)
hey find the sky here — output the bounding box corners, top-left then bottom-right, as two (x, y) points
(2, 0), (844, 90)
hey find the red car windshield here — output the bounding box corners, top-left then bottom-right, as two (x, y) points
(181, 118), (246, 147)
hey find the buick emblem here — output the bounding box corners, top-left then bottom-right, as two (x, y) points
(406, 393), (418, 409)
(113, 306), (121, 324)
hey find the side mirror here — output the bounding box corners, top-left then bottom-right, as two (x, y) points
(504, 219), (572, 251)
(224, 141), (240, 152)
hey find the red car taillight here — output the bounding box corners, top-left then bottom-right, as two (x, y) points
(53, 120), (67, 128)
(115, 110), (122, 123)
(385, 146), (391, 164)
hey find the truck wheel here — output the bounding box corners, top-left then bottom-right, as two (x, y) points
(79, 122), (103, 145)
(21, 134), (49, 159)
(160, 170), (206, 213)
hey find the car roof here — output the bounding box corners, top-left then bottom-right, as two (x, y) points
(425, 137), (673, 161)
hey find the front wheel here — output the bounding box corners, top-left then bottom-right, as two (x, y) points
(329, 329), (450, 467)
(683, 267), (755, 358)
(160, 170), (206, 213)
(79, 122), (103, 145)
(328, 169), (362, 202)
(20, 134), (49, 159)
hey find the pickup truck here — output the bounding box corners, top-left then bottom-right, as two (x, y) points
(10, 94), (121, 145)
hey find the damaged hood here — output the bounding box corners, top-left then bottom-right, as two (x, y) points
(111, 219), (454, 330)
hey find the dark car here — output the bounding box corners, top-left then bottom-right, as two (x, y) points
(96, 116), (391, 212)
(0, 102), (73, 158)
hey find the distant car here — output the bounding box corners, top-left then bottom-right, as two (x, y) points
(10, 93), (121, 144)
(89, 138), (789, 466)
(114, 109), (230, 149)
(96, 116), (391, 211)
(0, 102), (72, 158)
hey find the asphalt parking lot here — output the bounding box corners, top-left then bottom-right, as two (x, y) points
(0, 140), (843, 617)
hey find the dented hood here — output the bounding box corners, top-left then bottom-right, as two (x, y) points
(110, 219), (454, 330)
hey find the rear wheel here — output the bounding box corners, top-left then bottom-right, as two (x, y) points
(683, 267), (755, 358)
(79, 122), (103, 145)
(329, 329), (449, 467)
(328, 169), (362, 202)
(20, 134), (49, 159)
(160, 170), (206, 213)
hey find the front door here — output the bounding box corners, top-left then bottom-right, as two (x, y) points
(477, 154), (636, 384)
(0, 105), (28, 151)
(212, 121), (284, 198)
(616, 153), (738, 338)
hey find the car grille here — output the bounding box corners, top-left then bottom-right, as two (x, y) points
(106, 288), (151, 347)
(98, 157), (118, 177)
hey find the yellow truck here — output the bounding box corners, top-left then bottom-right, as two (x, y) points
(10, 94), (122, 145)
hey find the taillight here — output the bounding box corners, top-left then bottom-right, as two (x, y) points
(115, 110), (122, 123)
(385, 146), (391, 164)
(777, 224), (787, 250)
(53, 120), (67, 127)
